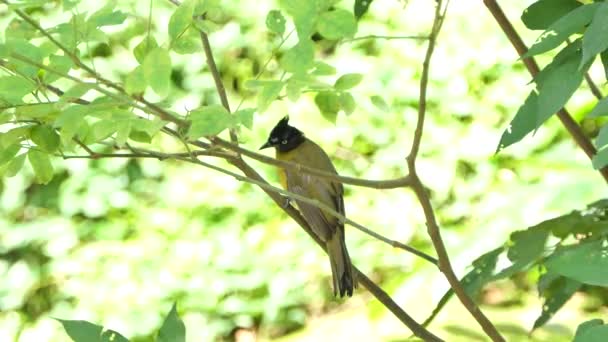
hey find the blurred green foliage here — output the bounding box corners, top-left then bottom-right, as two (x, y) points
(0, 0), (607, 341)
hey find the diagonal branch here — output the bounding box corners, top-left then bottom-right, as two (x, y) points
(482, 0), (608, 184)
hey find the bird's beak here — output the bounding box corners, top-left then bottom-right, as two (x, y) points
(259, 141), (272, 150)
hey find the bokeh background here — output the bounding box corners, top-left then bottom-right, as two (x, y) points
(1, 0), (606, 341)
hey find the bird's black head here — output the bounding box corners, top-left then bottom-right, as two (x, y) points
(260, 116), (305, 152)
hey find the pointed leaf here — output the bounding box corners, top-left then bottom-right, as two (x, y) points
(169, 0), (195, 41)
(134, 37), (158, 64)
(4, 153), (26, 177)
(28, 149), (53, 184)
(521, 0), (582, 30)
(125, 66), (147, 95)
(143, 48), (172, 98)
(315, 91), (340, 123)
(545, 239), (608, 286)
(525, 3), (599, 57)
(0, 76), (36, 104)
(354, 0), (374, 19)
(532, 275), (581, 330)
(235, 108), (255, 129)
(188, 105), (233, 138)
(581, 3), (608, 68)
(280, 39), (314, 74)
(0, 143), (20, 166)
(157, 303), (186, 342)
(30, 125), (60, 153)
(574, 320), (608, 342)
(334, 73), (363, 91)
(257, 81), (284, 112)
(339, 92), (356, 115)
(370, 95), (389, 112)
(57, 319), (103, 342)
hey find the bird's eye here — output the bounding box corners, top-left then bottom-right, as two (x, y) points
(281, 139), (288, 144)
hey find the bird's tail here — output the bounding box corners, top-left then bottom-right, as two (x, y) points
(326, 230), (355, 297)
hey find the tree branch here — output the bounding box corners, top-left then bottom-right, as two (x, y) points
(482, 0), (608, 184)
(406, 1), (506, 341)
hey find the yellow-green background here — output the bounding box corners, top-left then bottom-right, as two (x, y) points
(0, 0), (606, 341)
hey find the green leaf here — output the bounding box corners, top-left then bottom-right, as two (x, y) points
(574, 320), (608, 342)
(339, 92), (356, 115)
(5, 39), (44, 77)
(532, 275), (581, 330)
(59, 83), (93, 103)
(133, 118), (168, 137)
(169, 0), (195, 41)
(601, 50), (608, 82)
(55, 105), (89, 144)
(370, 95), (389, 112)
(491, 228), (549, 280)
(0, 76), (36, 104)
(15, 103), (58, 119)
(89, 120), (117, 143)
(125, 66), (147, 95)
(582, 2), (608, 68)
(311, 61), (336, 76)
(498, 43), (587, 152)
(589, 97), (608, 118)
(0, 143), (20, 166)
(63, 0), (80, 11)
(545, 239), (608, 286)
(592, 148), (608, 169)
(596, 125), (608, 149)
(188, 105), (233, 139)
(280, 39), (314, 74)
(315, 91), (340, 123)
(422, 247), (503, 327)
(317, 9), (357, 40)
(279, 0), (317, 38)
(334, 73), (363, 91)
(5, 153), (26, 177)
(257, 81), (284, 112)
(88, 3), (127, 27)
(101, 330), (129, 342)
(354, 0), (374, 19)
(57, 319), (103, 342)
(235, 108), (255, 129)
(134, 37), (159, 64)
(0, 126), (31, 147)
(525, 3), (599, 57)
(172, 28), (201, 54)
(30, 125), (60, 153)
(45, 54), (73, 83)
(157, 303), (186, 342)
(143, 48), (172, 98)
(28, 149), (53, 184)
(266, 10), (286, 35)
(521, 0), (582, 30)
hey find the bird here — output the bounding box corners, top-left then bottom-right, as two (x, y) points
(260, 116), (355, 297)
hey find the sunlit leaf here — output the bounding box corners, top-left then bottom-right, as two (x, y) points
(370, 95), (389, 112)
(311, 61), (336, 76)
(28, 149), (53, 184)
(491, 228), (549, 280)
(169, 0), (195, 41)
(4, 153), (26, 177)
(143, 48), (172, 98)
(188, 105), (233, 138)
(57, 319), (102, 342)
(88, 3), (127, 27)
(279, 0), (317, 38)
(257, 81), (284, 112)
(0, 143), (20, 166)
(266, 10), (286, 35)
(334, 73), (363, 91)
(280, 39), (314, 74)
(339, 92), (356, 115)
(125, 66), (147, 95)
(172, 28), (201, 54)
(134, 36), (159, 64)
(59, 83), (93, 103)
(317, 9), (357, 40)
(0, 76), (36, 104)
(30, 125), (60, 153)
(315, 91), (340, 123)
(235, 108), (255, 129)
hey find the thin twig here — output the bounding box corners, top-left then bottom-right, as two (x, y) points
(230, 159), (443, 342)
(406, 0), (506, 341)
(213, 138), (413, 189)
(343, 34), (429, 43)
(585, 73), (603, 100)
(483, 0), (608, 184)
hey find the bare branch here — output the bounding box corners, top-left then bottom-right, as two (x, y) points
(405, 0), (506, 340)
